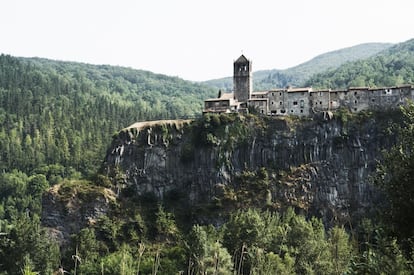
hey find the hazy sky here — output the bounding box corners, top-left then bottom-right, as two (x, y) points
(1, 0), (413, 81)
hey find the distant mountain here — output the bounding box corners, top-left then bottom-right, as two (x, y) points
(203, 43), (393, 91)
(305, 39), (414, 89)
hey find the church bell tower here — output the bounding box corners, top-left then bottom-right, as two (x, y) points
(233, 55), (252, 103)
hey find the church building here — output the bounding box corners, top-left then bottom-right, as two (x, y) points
(203, 55), (252, 113)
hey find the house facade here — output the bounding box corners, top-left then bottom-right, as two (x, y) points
(203, 55), (414, 116)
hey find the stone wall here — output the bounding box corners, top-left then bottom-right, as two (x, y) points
(249, 85), (414, 116)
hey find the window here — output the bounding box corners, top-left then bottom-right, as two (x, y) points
(271, 101), (274, 105)
(280, 101), (283, 105)
(280, 92), (282, 96)
(320, 101), (322, 105)
(300, 110), (303, 113)
(354, 92), (357, 95)
(293, 101), (298, 105)
(355, 100), (357, 104)
(281, 109), (286, 113)
(300, 100), (304, 108)
(291, 110), (294, 113)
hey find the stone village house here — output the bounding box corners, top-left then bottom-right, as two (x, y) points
(203, 55), (414, 116)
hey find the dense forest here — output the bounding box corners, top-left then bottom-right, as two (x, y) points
(0, 55), (215, 176)
(0, 37), (414, 274)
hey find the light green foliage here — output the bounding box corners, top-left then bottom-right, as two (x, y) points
(249, 248), (295, 275)
(282, 213), (333, 274)
(155, 205), (179, 243)
(100, 244), (135, 275)
(188, 225), (233, 274)
(328, 226), (353, 274)
(20, 255), (39, 275)
(75, 228), (102, 270)
(222, 208), (353, 274)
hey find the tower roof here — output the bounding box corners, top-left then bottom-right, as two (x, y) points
(235, 54), (249, 63)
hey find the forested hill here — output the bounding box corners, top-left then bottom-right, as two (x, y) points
(204, 42), (392, 91)
(305, 38), (414, 88)
(0, 54), (215, 176)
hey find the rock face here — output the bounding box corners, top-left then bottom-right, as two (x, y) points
(103, 113), (397, 225)
(41, 181), (116, 245)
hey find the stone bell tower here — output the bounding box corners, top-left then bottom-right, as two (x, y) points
(233, 54), (252, 103)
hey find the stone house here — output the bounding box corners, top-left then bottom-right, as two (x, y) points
(204, 55), (414, 116)
(203, 91), (239, 114)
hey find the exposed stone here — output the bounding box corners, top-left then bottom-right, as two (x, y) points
(103, 113), (397, 226)
(41, 182), (116, 245)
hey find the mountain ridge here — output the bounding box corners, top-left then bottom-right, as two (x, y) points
(204, 42), (393, 91)
(305, 38), (414, 88)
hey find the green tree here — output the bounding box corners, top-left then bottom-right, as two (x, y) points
(155, 205), (179, 243)
(28, 174), (49, 199)
(188, 225), (233, 274)
(374, 103), (414, 240)
(21, 255), (39, 275)
(328, 226), (353, 275)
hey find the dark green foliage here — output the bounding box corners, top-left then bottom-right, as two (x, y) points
(306, 39), (414, 89)
(374, 103), (414, 240)
(350, 221), (414, 274)
(0, 54), (215, 177)
(0, 213), (60, 274)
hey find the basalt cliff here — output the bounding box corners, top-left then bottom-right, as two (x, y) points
(102, 111), (400, 226)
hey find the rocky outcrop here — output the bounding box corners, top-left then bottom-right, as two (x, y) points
(41, 181), (116, 245)
(103, 113), (398, 225)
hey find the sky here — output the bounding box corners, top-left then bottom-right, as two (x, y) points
(1, 0), (413, 81)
